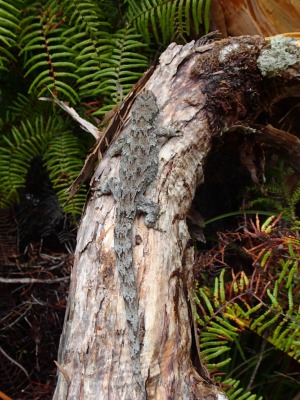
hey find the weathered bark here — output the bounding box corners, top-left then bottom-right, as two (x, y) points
(53, 36), (299, 399)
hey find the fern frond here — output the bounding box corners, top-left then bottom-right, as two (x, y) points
(0, 108), (87, 214)
(59, 0), (112, 100)
(197, 287), (239, 369)
(62, 0), (110, 36)
(0, 116), (54, 206)
(0, 0), (20, 71)
(90, 27), (148, 115)
(125, 0), (210, 44)
(19, 3), (80, 104)
(196, 228), (300, 397)
(223, 378), (263, 400)
(43, 131), (87, 216)
(5, 92), (52, 123)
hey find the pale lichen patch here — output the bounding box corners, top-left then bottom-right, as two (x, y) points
(258, 36), (299, 76)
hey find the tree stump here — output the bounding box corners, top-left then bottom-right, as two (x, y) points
(53, 35), (300, 399)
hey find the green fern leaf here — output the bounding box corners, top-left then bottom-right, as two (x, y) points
(19, 5), (80, 104)
(60, 0), (111, 99)
(126, 0), (210, 44)
(43, 131), (87, 216)
(196, 246), (300, 398)
(222, 378), (263, 400)
(5, 93), (46, 123)
(90, 27), (148, 115)
(0, 0), (20, 70)
(0, 116), (52, 206)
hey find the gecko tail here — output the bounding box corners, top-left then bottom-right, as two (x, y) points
(125, 299), (146, 397)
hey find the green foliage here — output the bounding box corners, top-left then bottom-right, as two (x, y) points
(89, 27), (149, 113)
(0, 0), (20, 71)
(195, 216), (300, 399)
(221, 378), (263, 400)
(0, 0), (211, 216)
(0, 114), (87, 216)
(0, 116), (51, 205)
(125, 0), (211, 44)
(43, 129), (87, 216)
(19, 2), (79, 104)
(245, 160), (300, 224)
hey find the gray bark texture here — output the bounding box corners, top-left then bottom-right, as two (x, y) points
(53, 35), (300, 399)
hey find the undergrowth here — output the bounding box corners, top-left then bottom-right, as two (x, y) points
(195, 214), (300, 400)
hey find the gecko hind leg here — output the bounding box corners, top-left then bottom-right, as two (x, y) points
(136, 194), (160, 227)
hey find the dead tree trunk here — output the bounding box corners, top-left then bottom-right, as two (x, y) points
(53, 35), (299, 399)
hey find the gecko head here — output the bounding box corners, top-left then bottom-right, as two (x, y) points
(131, 90), (159, 122)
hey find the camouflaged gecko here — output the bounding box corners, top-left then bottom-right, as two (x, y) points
(100, 90), (179, 397)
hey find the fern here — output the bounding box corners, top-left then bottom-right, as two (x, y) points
(0, 0), (211, 214)
(0, 0), (20, 71)
(0, 115), (87, 216)
(195, 217), (300, 399)
(5, 92), (52, 123)
(19, 1), (80, 104)
(91, 27), (148, 114)
(0, 116), (53, 206)
(61, 0), (111, 99)
(43, 131), (87, 217)
(125, 0), (210, 44)
(222, 378), (263, 400)
(197, 274), (299, 397)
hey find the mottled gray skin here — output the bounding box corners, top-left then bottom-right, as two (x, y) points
(100, 90), (178, 398)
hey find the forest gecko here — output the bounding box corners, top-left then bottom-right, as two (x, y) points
(99, 90), (179, 398)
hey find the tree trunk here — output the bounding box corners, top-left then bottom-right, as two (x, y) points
(53, 36), (299, 399)
(210, 0), (300, 37)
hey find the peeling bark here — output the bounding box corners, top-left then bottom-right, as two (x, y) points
(53, 36), (299, 399)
